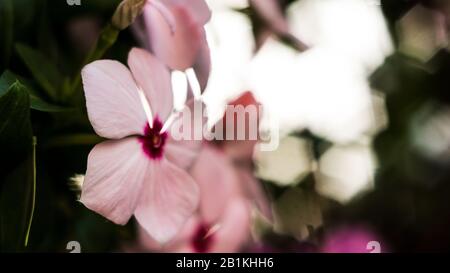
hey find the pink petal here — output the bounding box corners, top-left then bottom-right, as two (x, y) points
(190, 144), (242, 224)
(143, 3), (202, 70)
(80, 137), (148, 225)
(128, 47), (174, 122)
(131, 16), (151, 51)
(149, 0), (177, 33)
(212, 198), (251, 252)
(138, 215), (200, 252)
(165, 99), (203, 169)
(215, 91), (261, 160)
(164, 0), (211, 25)
(81, 60), (147, 139)
(238, 168), (272, 221)
(164, 141), (199, 170)
(192, 36), (211, 94)
(134, 159), (200, 243)
(222, 140), (258, 162)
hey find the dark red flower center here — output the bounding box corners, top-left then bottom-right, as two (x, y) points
(140, 118), (168, 160)
(192, 223), (215, 253)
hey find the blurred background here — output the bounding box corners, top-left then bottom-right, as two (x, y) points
(1, 0), (450, 252)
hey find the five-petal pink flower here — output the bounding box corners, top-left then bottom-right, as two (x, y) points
(80, 47), (201, 243)
(135, 92), (271, 253)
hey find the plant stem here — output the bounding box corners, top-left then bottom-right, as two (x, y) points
(24, 136), (37, 247)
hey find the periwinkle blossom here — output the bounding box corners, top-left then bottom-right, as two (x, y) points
(133, 0), (212, 91)
(136, 92), (271, 252)
(80, 47), (201, 243)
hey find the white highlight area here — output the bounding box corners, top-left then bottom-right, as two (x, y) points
(249, 40), (378, 143)
(317, 144), (376, 203)
(200, 0), (392, 202)
(288, 0), (393, 73)
(171, 70), (188, 111)
(202, 8), (255, 125)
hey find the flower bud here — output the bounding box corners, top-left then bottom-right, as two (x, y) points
(111, 0), (146, 30)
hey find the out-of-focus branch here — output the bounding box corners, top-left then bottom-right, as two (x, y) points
(250, 0), (309, 52)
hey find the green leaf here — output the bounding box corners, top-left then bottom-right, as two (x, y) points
(0, 83), (35, 252)
(0, 138), (36, 251)
(0, 0), (13, 70)
(28, 93), (69, 112)
(0, 81), (33, 174)
(15, 43), (63, 102)
(0, 71), (69, 112)
(111, 0), (146, 30)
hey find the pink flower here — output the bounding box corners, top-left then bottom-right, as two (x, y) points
(133, 0), (211, 91)
(135, 92), (271, 252)
(80, 47), (201, 243)
(138, 144), (252, 252)
(214, 91), (261, 162)
(321, 226), (386, 253)
(214, 91), (272, 220)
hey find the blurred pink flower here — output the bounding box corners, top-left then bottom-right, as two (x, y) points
(215, 91), (271, 220)
(321, 226), (386, 253)
(134, 91), (271, 252)
(80, 47), (201, 243)
(133, 0), (211, 91)
(138, 144), (252, 252)
(214, 91), (261, 161)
